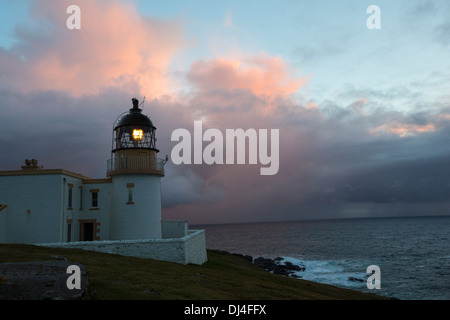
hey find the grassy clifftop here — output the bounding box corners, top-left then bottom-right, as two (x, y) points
(0, 244), (387, 300)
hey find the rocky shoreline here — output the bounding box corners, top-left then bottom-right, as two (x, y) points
(224, 251), (306, 278)
(227, 251), (367, 284)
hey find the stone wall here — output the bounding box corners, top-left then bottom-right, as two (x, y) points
(37, 230), (207, 265)
(161, 220), (188, 238)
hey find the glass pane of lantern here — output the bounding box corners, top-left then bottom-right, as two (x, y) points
(132, 129), (144, 141)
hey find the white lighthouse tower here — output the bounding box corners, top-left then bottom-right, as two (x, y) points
(1, 97), (207, 264)
(107, 98), (166, 240)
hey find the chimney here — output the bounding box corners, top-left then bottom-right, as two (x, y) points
(22, 159), (41, 170)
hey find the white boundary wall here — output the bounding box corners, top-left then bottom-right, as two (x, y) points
(162, 220), (188, 238)
(37, 230), (207, 265)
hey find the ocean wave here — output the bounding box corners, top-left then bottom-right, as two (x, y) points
(280, 256), (369, 289)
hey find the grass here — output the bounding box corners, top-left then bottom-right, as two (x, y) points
(0, 244), (388, 300)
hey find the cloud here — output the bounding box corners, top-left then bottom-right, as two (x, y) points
(0, 0), (187, 97)
(187, 54), (307, 98)
(163, 78), (450, 223)
(407, 0), (450, 46)
(0, 87), (132, 176)
(370, 122), (436, 137)
(161, 165), (225, 207)
(1, 0), (450, 225)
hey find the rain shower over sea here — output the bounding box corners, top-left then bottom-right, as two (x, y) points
(198, 216), (450, 300)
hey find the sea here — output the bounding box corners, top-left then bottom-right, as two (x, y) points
(196, 215), (450, 300)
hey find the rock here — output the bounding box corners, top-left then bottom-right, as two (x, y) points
(273, 265), (290, 276)
(284, 261), (305, 272)
(253, 257), (277, 272)
(0, 261), (95, 300)
(214, 250), (306, 280)
(348, 276), (365, 283)
(274, 257), (284, 262)
(252, 256), (306, 278)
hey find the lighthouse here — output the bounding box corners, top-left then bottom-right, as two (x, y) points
(107, 98), (166, 240)
(0, 97), (207, 264)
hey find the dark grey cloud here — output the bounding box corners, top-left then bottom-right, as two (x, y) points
(159, 84), (450, 223)
(0, 87), (228, 210)
(1, 0), (450, 224)
(406, 0), (450, 46)
(0, 88), (127, 175)
(2, 85), (450, 224)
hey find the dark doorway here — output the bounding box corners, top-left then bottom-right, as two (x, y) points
(81, 222), (94, 241)
(67, 223), (72, 242)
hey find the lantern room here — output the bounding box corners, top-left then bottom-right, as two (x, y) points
(107, 98), (165, 177)
(113, 98), (157, 152)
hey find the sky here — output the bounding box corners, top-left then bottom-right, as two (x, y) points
(0, 0), (450, 224)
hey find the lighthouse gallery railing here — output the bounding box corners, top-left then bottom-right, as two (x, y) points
(107, 156), (165, 175)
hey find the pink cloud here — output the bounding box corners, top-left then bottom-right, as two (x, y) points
(160, 53), (313, 223)
(370, 122), (436, 137)
(188, 55), (307, 98)
(182, 54), (309, 127)
(1, 0), (187, 97)
(0, 0), (316, 224)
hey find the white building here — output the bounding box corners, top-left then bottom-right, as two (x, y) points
(0, 98), (207, 265)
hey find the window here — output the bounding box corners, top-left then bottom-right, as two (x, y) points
(92, 192), (98, 208)
(79, 187), (83, 210)
(89, 189), (99, 209)
(126, 183), (134, 204)
(67, 184), (73, 209)
(128, 188), (133, 202)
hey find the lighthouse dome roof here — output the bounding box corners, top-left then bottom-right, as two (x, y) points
(114, 98), (155, 129)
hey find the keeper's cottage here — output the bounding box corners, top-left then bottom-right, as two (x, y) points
(0, 98), (207, 265)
